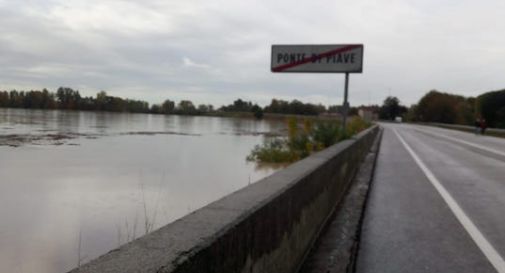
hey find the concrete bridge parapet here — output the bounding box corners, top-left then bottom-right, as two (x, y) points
(69, 125), (380, 273)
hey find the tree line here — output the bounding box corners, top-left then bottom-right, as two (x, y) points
(6, 86), (504, 127)
(380, 88), (505, 129)
(0, 87), (361, 117)
(0, 88), (151, 113)
(0, 88), (218, 115)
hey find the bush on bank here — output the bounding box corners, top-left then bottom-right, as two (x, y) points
(247, 116), (371, 164)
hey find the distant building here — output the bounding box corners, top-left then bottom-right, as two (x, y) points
(358, 106), (379, 122)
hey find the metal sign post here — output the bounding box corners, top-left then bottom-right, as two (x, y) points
(343, 72), (350, 131)
(271, 44), (363, 131)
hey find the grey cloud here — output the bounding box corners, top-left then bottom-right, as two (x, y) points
(1, 0), (505, 107)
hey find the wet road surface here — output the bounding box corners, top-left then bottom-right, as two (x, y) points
(356, 123), (505, 273)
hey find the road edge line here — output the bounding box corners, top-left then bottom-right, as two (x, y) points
(412, 126), (505, 158)
(393, 128), (505, 273)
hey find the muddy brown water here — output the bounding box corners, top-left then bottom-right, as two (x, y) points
(0, 108), (285, 273)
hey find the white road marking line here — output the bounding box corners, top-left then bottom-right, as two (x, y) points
(393, 128), (505, 273)
(413, 126), (505, 158)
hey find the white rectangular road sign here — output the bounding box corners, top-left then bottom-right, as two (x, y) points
(271, 44), (363, 73)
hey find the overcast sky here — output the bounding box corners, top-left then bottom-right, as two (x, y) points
(1, 0), (504, 107)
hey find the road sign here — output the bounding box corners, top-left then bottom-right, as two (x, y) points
(271, 44), (363, 73)
(270, 43), (364, 130)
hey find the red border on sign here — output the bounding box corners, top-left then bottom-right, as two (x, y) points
(272, 44), (362, 72)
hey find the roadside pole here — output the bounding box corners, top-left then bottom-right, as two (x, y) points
(342, 72), (349, 132)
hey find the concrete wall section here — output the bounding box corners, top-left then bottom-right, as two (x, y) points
(69, 125), (380, 273)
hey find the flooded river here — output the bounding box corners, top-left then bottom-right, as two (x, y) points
(0, 108), (285, 273)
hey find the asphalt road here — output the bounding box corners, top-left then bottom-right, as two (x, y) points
(356, 123), (505, 273)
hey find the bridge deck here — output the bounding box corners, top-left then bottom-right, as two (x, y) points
(356, 123), (505, 273)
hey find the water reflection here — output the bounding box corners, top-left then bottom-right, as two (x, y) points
(0, 108), (286, 273)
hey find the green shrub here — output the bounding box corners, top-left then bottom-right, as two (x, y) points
(248, 116), (371, 164)
(346, 116), (370, 136)
(312, 121), (342, 147)
(247, 138), (298, 163)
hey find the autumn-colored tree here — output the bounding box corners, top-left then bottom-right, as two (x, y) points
(415, 90), (475, 125)
(477, 89), (505, 128)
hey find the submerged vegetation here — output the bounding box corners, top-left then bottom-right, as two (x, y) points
(247, 116), (371, 163)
